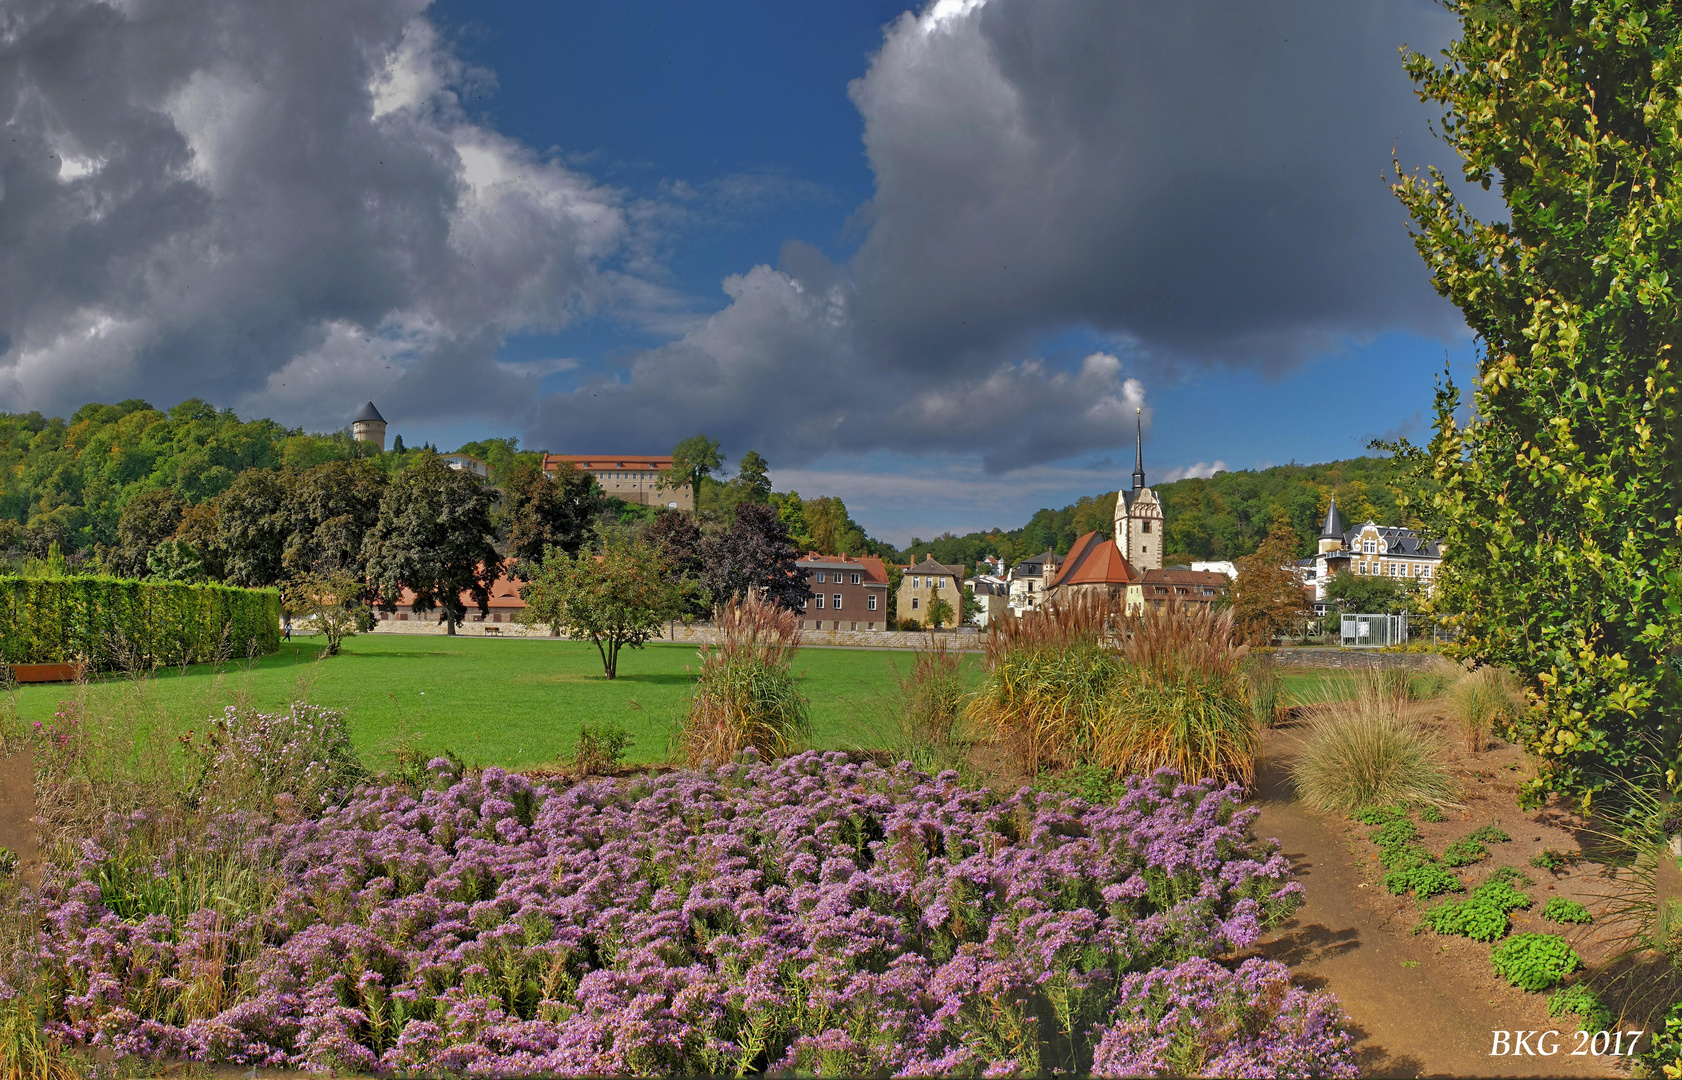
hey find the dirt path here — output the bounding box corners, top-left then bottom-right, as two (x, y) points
(1248, 737), (1620, 1079)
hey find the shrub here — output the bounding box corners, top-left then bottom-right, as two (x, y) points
(1290, 680), (1454, 813)
(177, 702), (366, 816)
(1547, 984), (1613, 1034)
(1422, 877), (1532, 942)
(32, 760), (1310, 1075)
(574, 719), (632, 776)
(1491, 933), (1580, 992)
(1447, 667), (1525, 754)
(1090, 957), (1357, 1078)
(682, 592), (809, 766)
(0, 575), (279, 669)
(1541, 897), (1593, 925)
(1242, 652), (1283, 728)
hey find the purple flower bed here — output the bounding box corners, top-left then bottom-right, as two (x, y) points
(30, 751), (1351, 1076)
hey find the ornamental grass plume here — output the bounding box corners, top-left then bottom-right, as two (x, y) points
(1289, 671), (1454, 813)
(1447, 665), (1525, 754)
(682, 591), (809, 766)
(1102, 602), (1258, 787)
(968, 595), (1125, 771)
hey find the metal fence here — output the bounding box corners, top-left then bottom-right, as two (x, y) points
(1341, 613), (1408, 648)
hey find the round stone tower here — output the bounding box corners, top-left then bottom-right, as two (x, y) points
(352, 401), (387, 452)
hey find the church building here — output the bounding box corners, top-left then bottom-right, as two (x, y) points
(1113, 409), (1163, 572)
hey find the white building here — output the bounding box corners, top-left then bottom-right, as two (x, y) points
(1113, 408), (1164, 571)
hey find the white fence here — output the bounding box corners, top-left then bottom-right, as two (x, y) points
(1341, 613), (1408, 648)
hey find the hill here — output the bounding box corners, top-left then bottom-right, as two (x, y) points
(901, 457), (1414, 571)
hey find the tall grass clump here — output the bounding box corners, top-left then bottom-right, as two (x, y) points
(1447, 665), (1525, 754)
(893, 633), (971, 773)
(1290, 670), (1454, 813)
(683, 592), (809, 766)
(967, 595), (1124, 771)
(1103, 602), (1259, 787)
(1242, 650), (1283, 728)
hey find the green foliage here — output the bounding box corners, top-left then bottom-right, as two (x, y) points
(1541, 897), (1593, 926)
(1547, 983), (1613, 1034)
(1442, 837), (1491, 868)
(926, 594), (955, 630)
(145, 539), (205, 583)
(364, 451), (500, 635)
(1323, 570), (1420, 615)
(1290, 676), (1453, 813)
(1469, 824), (1510, 844)
(1394, 3), (1682, 804)
(1419, 803), (1445, 823)
(518, 535), (681, 679)
(501, 460), (602, 566)
(1242, 652), (1282, 727)
(1385, 862), (1464, 899)
(1491, 933), (1580, 992)
(281, 571), (368, 657)
(1422, 877), (1532, 943)
(666, 434), (724, 506)
(0, 846), (15, 875)
(573, 719), (633, 776)
(1647, 999), (1682, 1077)
(0, 575), (279, 668)
(1357, 805), (1465, 898)
(1531, 849), (1575, 872)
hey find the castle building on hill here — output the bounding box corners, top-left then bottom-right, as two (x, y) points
(1113, 409), (1163, 572)
(1304, 495), (1444, 606)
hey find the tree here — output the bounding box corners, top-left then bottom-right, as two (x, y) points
(804, 496), (847, 554)
(1394, 3), (1682, 805)
(666, 435), (724, 512)
(643, 510), (709, 619)
(146, 539), (205, 582)
(363, 451), (501, 635)
(1323, 570), (1416, 616)
(1229, 518), (1307, 643)
(173, 502), (226, 581)
(282, 570), (368, 656)
(699, 502), (814, 612)
(217, 469), (291, 587)
(961, 586), (984, 626)
(733, 450), (772, 501)
(927, 594), (955, 630)
(283, 459), (387, 578)
(501, 459), (602, 567)
(519, 537), (679, 678)
(114, 489), (185, 578)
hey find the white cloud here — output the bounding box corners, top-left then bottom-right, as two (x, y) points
(1159, 461), (1229, 482)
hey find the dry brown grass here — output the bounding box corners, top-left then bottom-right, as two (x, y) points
(1289, 669), (1455, 812)
(681, 592), (810, 767)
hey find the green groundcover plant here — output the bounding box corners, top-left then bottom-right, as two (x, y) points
(1492, 933), (1581, 992)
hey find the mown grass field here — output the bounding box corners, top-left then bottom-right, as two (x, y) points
(8, 632), (986, 770)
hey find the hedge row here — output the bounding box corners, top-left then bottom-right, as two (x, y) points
(0, 576), (280, 669)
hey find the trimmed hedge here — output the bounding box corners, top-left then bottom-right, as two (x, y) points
(0, 576), (280, 669)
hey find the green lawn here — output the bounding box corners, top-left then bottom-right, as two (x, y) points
(8, 633), (980, 771)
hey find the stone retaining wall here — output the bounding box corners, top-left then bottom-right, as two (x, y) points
(367, 620), (983, 651)
(1270, 647), (1448, 671)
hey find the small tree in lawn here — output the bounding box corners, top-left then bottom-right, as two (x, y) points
(926, 594), (955, 630)
(519, 537), (680, 679)
(283, 570), (369, 656)
(1230, 518), (1306, 643)
(363, 450), (500, 635)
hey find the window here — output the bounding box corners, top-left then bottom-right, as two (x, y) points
(833, 593), (842, 609)
(851, 573), (860, 585)
(913, 576), (921, 587)
(816, 571), (825, 583)
(1363, 538), (1376, 554)
(1358, 562), (1367, 575)
(1143, 520), (1152, 534)
(912, 597), (920, 610)
(868, 595), (877, 610)
(816, 595), (825, 609)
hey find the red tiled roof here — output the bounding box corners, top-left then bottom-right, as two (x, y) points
(543, 454), (674, 470)
(1050, 532), (1139, 588)
(392, 568), (526, 611)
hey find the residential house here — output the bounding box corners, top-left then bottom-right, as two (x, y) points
(1127, 568), (1230, 614)
(1043, 532), (1138, 603)
(1007, 550), (1064, 612)
(797, 553), (891, 631)
(1114, 409), (1164, 571)
(966, 576), (1012, 627)
(1309, 496), (1443, 607)
(442, 452), (489, 479)
(542, 454), (693, 511)
(375, 569), (528, 626)
(899, 555), (966, 625)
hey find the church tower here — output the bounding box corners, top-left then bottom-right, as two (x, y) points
(1318, 495), (1346, 554)
(1113, 408), (1163, 571)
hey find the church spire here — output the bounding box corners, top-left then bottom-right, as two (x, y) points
(1131, 407), (1146, 491)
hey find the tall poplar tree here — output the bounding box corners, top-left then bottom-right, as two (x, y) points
(1395, 1), (1682, 805)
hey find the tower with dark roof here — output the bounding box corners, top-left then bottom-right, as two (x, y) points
(1318, 495), (1345, 554)
(352, 401), (387, 452)
(1112, 407), (1163, 571)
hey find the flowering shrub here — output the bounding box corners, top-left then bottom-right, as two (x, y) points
(1091, 957), (1357, 1078)
(30, 754), (1344, 1076)
(177, 702), (365, 814)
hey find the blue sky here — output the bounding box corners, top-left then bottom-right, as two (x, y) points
(4, 0), (1483, 546)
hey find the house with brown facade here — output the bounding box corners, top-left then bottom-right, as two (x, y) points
(898, 555), (966, 626)
(797, 553), (891, 630)
(1127, 568), (1230, 614)
(542, 454), (693, 511)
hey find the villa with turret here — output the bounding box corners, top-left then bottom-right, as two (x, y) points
(1303, 495), (1443, 606)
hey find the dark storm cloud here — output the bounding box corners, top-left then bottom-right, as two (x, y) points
(0, 0), (638, 430)
(531, 0), (1474, 471)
